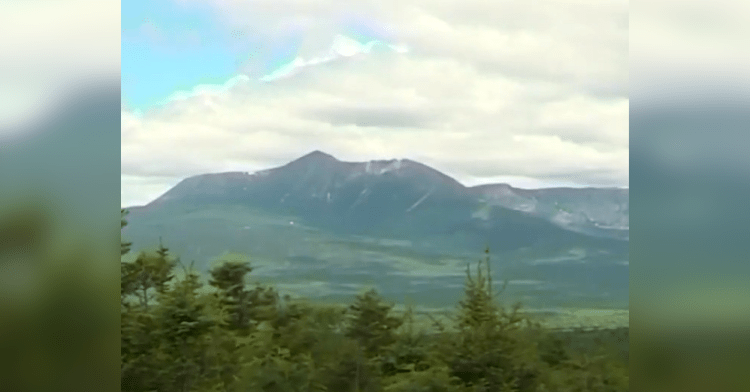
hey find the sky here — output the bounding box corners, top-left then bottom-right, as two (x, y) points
(120, 0), (631, 207)
(1, 1), (747, 209)
(1, 1), (119, 133)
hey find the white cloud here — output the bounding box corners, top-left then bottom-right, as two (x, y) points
(0, 0), (120, 133)
(122, 0), (628, 206)
(260, 34), (409, 81)
(631, 0), (750, 105)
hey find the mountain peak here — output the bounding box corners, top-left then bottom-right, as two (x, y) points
(296, 150), (338, 162)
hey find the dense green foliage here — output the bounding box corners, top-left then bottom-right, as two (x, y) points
(121, 210), (628, 391)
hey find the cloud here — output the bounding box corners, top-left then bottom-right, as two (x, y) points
(180, 0), (628, 98)
(260, 34), (408, 81)
(303, 103), (436, 129)
(122, 0), (628, 206)
(0, 1), (120, 132)
(631, 0), (750, 104)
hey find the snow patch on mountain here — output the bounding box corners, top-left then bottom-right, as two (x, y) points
(359, 159), (404, 176)
(406, 188), (434, 212)
(382, 159), (402, 174)
(253, 169), (272, 177)
(349, 188), (372, 210)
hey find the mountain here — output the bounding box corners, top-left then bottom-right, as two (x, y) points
(123, 151), (629, 309)
(144, 151), (467, 236)
(138, 150), (627, 242)
(469, 184), (629, 240)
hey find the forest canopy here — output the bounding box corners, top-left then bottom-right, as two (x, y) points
(120, 209), (628, 392)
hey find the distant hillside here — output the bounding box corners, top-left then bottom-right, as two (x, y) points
(122, 151), (629, 310)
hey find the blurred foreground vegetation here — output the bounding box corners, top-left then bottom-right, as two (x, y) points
(121, 209), (628, 392)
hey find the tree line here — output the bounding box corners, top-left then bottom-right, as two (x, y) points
(121, 209), (628, 392)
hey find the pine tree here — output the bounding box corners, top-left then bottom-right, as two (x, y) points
(121, 208), (132, 256)
(346, 289), (404, 358)
(379, 303), (437, 381)
(457, 258), (499, 331)
(448, 249), (543, 392)
(121, 239), (180, 391)
(152, 268), (219, 392)
(338, 289), (401, 391)
(208, 257), (269, 335)
(122, 245), (176, 311)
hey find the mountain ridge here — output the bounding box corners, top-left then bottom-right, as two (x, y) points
(138, 151), (627, 240)
(122, 150), (629, 308)
(144, 151), (626, 207)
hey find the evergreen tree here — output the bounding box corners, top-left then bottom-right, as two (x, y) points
(448, 250), (543, 392)
(380, 303), (438, 378)
(121, 239), (178, 391)
(209, 256), (278, 335)
(457, 260), (499, 331)
(121, 208), (132, 255)
(117, 219), (630, 392)
(209, 257), (253, 333)
(121, 306), (160, 392)
(322, 338), (382, 392)
(333, 289), (403, 392)
(122, 243), (176, 311)
(152, 269), (220, 392)
(346, 289), (404, 358)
